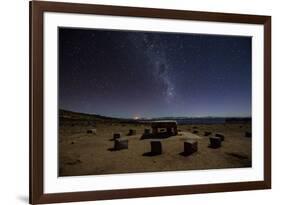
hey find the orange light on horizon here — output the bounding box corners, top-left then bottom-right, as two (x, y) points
(134, 116), (140, 120)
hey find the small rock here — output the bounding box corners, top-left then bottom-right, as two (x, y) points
(87, 128), (97, 134)
(245, 132), (252, 138)
(113, 133), (121, 140)
(204, 131), (212, 136)
(128, 129), (136, 136)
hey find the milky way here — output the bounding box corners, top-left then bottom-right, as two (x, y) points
(127, 32), (175, 103)
(59, 28), (252, 118)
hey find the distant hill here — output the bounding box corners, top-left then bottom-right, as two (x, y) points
(59, 109), (138, 125)
(60, 109), (118, 121)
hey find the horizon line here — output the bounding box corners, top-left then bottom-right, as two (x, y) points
(59, 108), (252, 119)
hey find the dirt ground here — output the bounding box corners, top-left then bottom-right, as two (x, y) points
(59, 121), (252, 176)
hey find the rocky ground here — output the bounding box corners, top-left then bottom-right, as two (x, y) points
(59, 119), (252, 176)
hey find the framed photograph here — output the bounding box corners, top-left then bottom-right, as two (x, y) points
(30, 1), (271, 204)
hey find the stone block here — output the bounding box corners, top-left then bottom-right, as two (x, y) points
(114, 138), (128, 150)
(150, 141), (162, 155)
(184, 140), (198, 155)
(209, 136), (221, 148)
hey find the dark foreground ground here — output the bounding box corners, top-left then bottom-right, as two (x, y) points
(59, 113), (251, 176)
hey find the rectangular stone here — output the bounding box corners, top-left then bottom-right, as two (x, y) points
(209, 136), (221, 148)
(150, 141), (162, 155)
(184, 140), (198, 155)
(114, 139), (128, 150)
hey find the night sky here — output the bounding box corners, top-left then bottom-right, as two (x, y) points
(59, 28), (252, 119)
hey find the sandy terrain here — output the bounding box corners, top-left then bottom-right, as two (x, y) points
(59, 114), (251, 176)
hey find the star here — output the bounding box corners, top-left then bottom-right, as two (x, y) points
(59, 27), (252, 118)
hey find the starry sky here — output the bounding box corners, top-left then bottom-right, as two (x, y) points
(59, 27), (252, 119)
